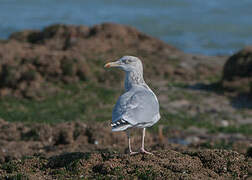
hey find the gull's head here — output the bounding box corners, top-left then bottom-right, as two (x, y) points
(104, 56), (143, 73)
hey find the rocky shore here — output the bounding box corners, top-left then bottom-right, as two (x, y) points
(0, 23), (251, 179)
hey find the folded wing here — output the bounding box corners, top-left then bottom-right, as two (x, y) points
(112, 85), (160, 131)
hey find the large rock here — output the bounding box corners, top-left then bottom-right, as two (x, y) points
(222, 46), (252, 93)
(0, 23), (225, 99)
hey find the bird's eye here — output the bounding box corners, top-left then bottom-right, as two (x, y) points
(125, 59), (131, 64)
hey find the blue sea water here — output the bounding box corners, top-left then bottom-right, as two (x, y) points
(0, 0), (252, 55)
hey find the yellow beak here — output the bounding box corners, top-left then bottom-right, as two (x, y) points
(104, 61), (120, 68)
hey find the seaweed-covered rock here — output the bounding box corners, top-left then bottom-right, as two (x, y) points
(0, 41), (90, 99)
(0, 23), (226, 99)
(222, 46), (252, 93)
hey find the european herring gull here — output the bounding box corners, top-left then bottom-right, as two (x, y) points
(104, 56), (160, 155)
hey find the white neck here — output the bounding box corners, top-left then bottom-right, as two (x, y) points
(124, 70), (147, 91)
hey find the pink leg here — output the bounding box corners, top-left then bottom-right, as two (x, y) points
(140, 128), (153, 155)
(127, 130), (138, 155)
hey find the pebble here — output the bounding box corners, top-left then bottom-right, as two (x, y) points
(94, 140), (99, 145)
(185, 136), (200, 144)
(220, 120), (229, 127)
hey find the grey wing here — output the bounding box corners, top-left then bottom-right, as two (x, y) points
(112, 91), (131, 123)
(112, 86), (160, 127)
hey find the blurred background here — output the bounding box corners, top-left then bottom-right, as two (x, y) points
(1, 0), (252, 55)
(0, 0), (251, 178)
